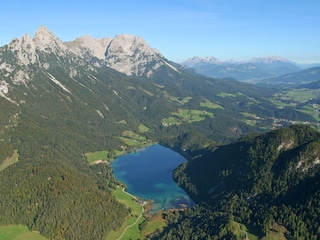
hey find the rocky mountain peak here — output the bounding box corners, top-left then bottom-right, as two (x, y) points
(2, 27), (71, 90)
(1, 26), (172, 85)
(106, 34), (160, 56)
(34, 26), (53, 39)
(33, 26), (64, 52)
(6, 26), (66, 67)
(65, 35), (112, 60)
(64, 33), (166, 76)
(6, 33), (37, 65)
(105, 34), (164, 76)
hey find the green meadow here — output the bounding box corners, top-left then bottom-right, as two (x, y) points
(162, 108), (214, 126)
(138, 124), (149, 132)
(0, 150), (19, 172)
(284, 89), (320, 103)
(141, 214), (167, 238)
(85, 150), (109, 164)
(119, 130), (150, 147)
(218, 92), (244, 98)
(119, 130), (148, 147)
(107, 188), (145, 240)
(86, 130), (152, 164)
(0, 225), (48, 240)
(230, 221), (259, 240)
(107, 187), (167, 239)
(271, 89), (320, 105)
(231, 221), (286, 240)
(200, 99), (224, 109)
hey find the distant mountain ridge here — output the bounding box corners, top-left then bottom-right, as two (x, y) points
(181, 55), (303, 82)
(182, 55), (292, 66)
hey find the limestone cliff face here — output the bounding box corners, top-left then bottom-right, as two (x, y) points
(104, 34), (164, 76)
(67, 33), (167, 76)
(65, 35), (112, 60)
(0, 26), (178, 104)
(5, 26), (66, 66)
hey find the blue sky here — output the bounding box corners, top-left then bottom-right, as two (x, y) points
(1, 0), (320, 63)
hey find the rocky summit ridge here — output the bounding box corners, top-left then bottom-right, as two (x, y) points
(1, 26), (168, 77)
(104, 34), (164, 76)
(65, 35), (112, 60)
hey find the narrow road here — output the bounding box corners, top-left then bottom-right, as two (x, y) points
(116, 188), (144, 240)
(122, 187), (137, 200)
(238, 223), (249, 240)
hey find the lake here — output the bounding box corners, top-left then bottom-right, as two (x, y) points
(111, 144), (194, 214)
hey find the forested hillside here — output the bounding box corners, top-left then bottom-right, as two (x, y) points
(1, 27), (320, 239)
(156, 125), (320, 239)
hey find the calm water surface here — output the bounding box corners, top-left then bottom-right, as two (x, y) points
(111, 144), (194, 213)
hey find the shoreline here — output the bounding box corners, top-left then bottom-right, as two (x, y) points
(120, 186), (191, 215)
(113, 143), (196, 213)
(114, 187), (189, 239)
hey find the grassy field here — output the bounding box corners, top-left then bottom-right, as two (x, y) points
(107, 188), (145, 240)
(0, 225), (48, 240)
(272, 89), (320, 105)
(107, 187), (167, 239)
(240, 223), (259, 240)
(141, 214), (167, 237)
(119, 137), (142, 147)
(284, 89), (320, 103)
(218, 92), (244, 98)
(112, 188), (142, 215)
(117, 120), (127, 124)
(0, 150), (19, 172)
(85, 149), (128, 164)
(162, 108), (214, 126)
(240, 112), (258, 126)
(200, 99), (224, 109)
(241, 112), (257, 118)
(138, 124), (149, 133)
(231, 221), (287, 240)
(86, 130), (153, 165)
(231, 221), (259, 240)
(85, 150), (109, 164)
(119, 130), (151, 148)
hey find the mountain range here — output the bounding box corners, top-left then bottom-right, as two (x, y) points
(181, 56), (320, 84)
(0, 26), (319, 239)
(2, 26), (300, 144)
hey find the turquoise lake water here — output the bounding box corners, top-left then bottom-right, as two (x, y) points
(111, 144), (194, 214)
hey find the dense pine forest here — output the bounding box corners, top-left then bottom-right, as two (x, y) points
(151, 125), (320, 239)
